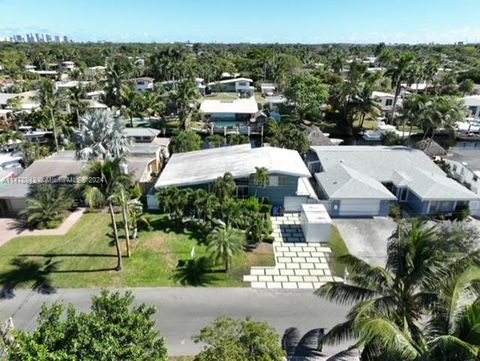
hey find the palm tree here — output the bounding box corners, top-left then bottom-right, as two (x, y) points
(105, 54), (136, 107)
(212, 172), (236, 202)
(76, 110), (131, 161)
(0, 129), (24, 151)
(155, 186), (188, 225)
(253, 167), (270, 188)
(20, 184), (74, 229)
(385, 52), (414, 121)
(315, 219), (478, 353)
(172, 78), (200, 130)
(37, 79), (66, 152)
(120, 86), (143, 128)
(67, 86), (88, 126)
(353, 84), (381, 129)
(127, 198), (150, 239)
(82, 160), (133, 270)
(353, 267), (480, 360)
(207, 225), (245, 272)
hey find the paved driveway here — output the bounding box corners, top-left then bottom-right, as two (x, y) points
(334, 217), (398, 266)
(0, 218), (23, 247)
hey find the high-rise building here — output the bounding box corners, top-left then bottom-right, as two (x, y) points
(63, 35), (69, 43)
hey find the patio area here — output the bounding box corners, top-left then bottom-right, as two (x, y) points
(243, 213), (342, 289)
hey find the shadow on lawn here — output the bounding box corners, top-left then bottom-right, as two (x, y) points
(0, 257), (58, 299)
(172, 257), (220, 286)
(149, 217), (210, 245)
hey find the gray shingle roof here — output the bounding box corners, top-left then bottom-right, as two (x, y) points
(310, 146), (477, 201)
(155, 144), (310, 188)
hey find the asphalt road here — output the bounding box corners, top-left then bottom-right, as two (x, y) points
(0, 288), (351, 356)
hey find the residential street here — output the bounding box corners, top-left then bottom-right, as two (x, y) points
(0, 287), (350, 356)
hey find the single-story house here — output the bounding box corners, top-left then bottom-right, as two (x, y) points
(131, 77), (154, 92)
(207, 77), (254, 95)
(0, 149), (164, 215)
(463, 95), (480, 120)
(260, 83), (276, 96)
(445, 148), (480, 216)
(148, 144), (317, 211)
(372, 91), (397, 114)
(125, 127), (161, 143)
(60, 61), (75, 71)
(307, 146), (478, 217)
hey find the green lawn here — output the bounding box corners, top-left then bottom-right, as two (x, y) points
(0, 213), (274, 289)
(327, 226), (350, 277)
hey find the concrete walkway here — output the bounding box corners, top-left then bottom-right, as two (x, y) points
(244, 214), (341, 289)
(0, 208), (86, 246)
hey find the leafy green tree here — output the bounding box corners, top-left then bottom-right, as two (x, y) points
(205, 134), (225, 148)
(459, 78), (475, 95)
(20, 184), (74, 230)
(228, 134), (250, 145)
(0, 129), (24, 151)
(353, 83), (381, 129)
(155, 186), (188, 225)
(8, 290), (168, 361)
(268, 123), (310, 156)
(212, 172), (236, 202)
(207, 225), (245, 272)
(285, 72), (329, 122)
(193, 317), (285, 361)
(170, 131), (202, 153)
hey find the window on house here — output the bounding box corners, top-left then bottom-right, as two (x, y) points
(429, 201), (439, 213)
(237, 82), (247, 87)
(236, 186), (249, 198)
(385, 99), (393, 106)
(269, 176), (288, 186)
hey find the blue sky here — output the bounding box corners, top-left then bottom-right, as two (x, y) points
(1, 0), (480, 44)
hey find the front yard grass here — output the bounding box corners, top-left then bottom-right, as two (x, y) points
(0, 213), (274, 289)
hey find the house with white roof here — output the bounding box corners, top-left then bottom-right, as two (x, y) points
(60, 61), (75, 71)
(207, 77), (254, 95)
(131, 77), (154, 92)
(372, 91), (397, 115)
(463, 95), (480, 119)
(445, 148), (480, 216)
(199, 97), (265, 134)
(148, 144), (317, 211)
(307, 146), (478, 217)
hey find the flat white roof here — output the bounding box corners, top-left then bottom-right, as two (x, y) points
(200, 98), (258, 114)
(464, 95), (480, 107)
(301, 203), (332, 224)
(155, 144), (310, 189)
(372, 91), (394, 98)
(208, 77), (253, 86)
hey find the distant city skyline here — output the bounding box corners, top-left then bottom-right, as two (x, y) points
(1, 0), (480, 44)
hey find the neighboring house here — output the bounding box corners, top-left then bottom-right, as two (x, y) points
(198, 97), (266, 134)
(60, 61), (75, 71)
(30, 70), (59, 79)
(260, 83), (276, 96)
(85, 66), (107, 80)
(207, 77), (254, 95)
(445, 148), (480, 216)
(126, 128), (171, 187)
(131, 77), (154, 92)
(372, 91), (397, 115)
(85, 90), (105, 101)
(148, 144), (316, 211)
(160, 78), (206, 96)
(307, 146), (477, 217)
(463, 95), (480, 119)
(0, 91), (40, 111)
(0, 148), (166, 215)
(125, 127), (161, 143)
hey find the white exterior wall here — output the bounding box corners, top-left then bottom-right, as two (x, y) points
(135, 81), (154, 92)
(445, 159), (480, 216)
(339, 199), (381, 217)
(235, 81), (254, 95)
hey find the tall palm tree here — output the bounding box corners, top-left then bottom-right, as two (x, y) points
(385, 52), (414, 121)
(37, 79), (66, 152)
(253, 167), (270, 188)
(0, 129), (24, 151)
(172, 78), (200, 130)
(212, 172), (237, 202)
(353, 84), (381, 129)
(67, 86), (88, 126)
(82, 160), (133, 270)
(207, 225), (245, 272)
(315, 219), (478, 354)
(76, 110), (131, 161)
